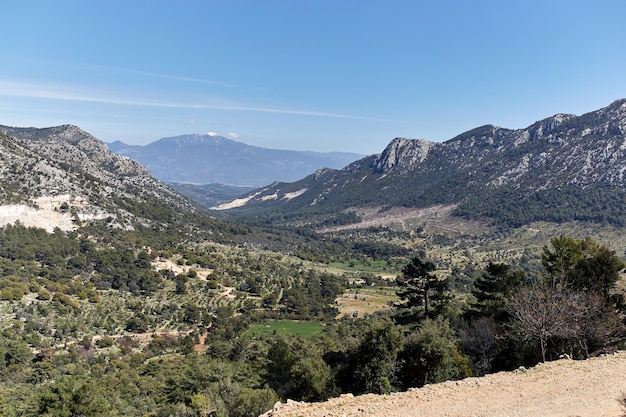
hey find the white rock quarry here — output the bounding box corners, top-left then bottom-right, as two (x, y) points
(0, 195), (109, 232)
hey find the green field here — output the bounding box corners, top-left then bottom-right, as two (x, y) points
(246, 320), (324, 337)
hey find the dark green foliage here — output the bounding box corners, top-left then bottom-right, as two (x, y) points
(265, 338), (338, 402)
(397, 319), (470, 389)
(345, 319), (402, 394)
(0, 225), (78, 264)
(288, 354), (337, 402)
(38, 376), (112, 416)
(125, 313), (150, 333)
(541, 236), (624, 302)
(280, 270), (344, 318)
(0, 335), (32, 379)
(0, 224), (163, 296)
(175, 273), (189, 294)
(265, 339), (296, 395)
(352, 240), (411, 260)
(470, 262), (524, 320)
(91, 247), (162, 294)
(396, 257), (451, 319)
(456, 185), (626, 228)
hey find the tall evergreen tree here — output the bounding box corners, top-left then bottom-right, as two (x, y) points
(470, 262), (524, 321)
(396, 257), (450, 319)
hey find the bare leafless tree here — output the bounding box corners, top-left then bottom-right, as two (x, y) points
(506, 283), (584, 362)
(459, 317), (498, 375)
(507, 282), (624, 362)
(573, 292), (624, 358)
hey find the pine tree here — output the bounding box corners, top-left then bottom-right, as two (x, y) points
(397, 257), (450, 319)
(471, 262), (524, 321)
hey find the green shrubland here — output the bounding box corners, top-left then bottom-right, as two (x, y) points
(0, 220), (625, 416)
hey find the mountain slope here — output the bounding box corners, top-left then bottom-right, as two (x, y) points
(167, 182), (256, 208)
(108, 134), (363, 187)
(0, 125), (199, 232)
(223, 99), (626, 228)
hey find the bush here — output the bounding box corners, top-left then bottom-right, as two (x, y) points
(37, 288), (52, 301)
(397, 318), (470, 389)
(96, 336), (115, 349)
(1, 286), (25, 301)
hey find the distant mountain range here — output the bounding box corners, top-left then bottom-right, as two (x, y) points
(4, 99), (626, 233)
(220, 99), (626, 229)
(107, 134), (363, 187)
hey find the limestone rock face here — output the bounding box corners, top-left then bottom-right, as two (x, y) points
(0, 125), (196, 231)
(219, 99), (626, 228)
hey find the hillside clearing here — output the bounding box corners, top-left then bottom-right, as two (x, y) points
(335, 287), (397, 318)
(318, 204), (489, 235)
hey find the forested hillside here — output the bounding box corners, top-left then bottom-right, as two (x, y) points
(223, 99), (626, 229)
(1, 224), (624, 416)
(1, 122), (626, 417)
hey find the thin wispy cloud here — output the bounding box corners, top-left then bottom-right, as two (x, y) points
(124, 69), (233, 88)
(204, 105), (388, 121)
(17, 59), (234, 88)
(0, 79), (391, 121)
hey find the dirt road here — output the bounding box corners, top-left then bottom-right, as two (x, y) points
(262, 351), (626, 417)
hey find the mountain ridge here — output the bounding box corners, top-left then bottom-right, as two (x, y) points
(0, 124), (201, 232)
(220, 99), (626, 228)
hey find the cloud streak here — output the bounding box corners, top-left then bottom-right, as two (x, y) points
(123, 69), (233, 88)
(0, 80), (390, 121)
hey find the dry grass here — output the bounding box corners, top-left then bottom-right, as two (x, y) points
(336, 287), (398, 318)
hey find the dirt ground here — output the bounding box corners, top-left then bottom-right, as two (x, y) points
(318, 205), (458, 233)
(261, 351), (626, 417)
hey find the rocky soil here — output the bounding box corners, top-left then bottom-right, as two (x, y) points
(262, 351), (626, 417)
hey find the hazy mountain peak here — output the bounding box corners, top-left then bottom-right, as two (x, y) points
(161, 133), (231, 147)
(108, 134), (363, 187)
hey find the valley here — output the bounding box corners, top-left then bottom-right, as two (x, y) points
(1, 100), (626, 417)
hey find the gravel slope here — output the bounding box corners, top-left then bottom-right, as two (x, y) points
(261, 351), (626, 417)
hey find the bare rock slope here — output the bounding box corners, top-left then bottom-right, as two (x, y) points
(0, 125), (197, 231)
(262, 352), (626, 417)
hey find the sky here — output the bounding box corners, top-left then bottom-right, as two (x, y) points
(1, 1), (625, 154)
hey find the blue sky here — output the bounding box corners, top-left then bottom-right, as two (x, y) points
(1, 1), (625, 154)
